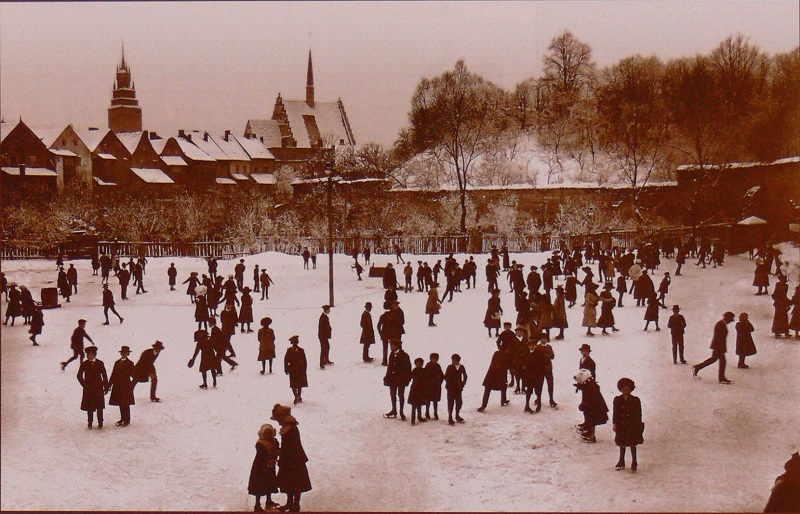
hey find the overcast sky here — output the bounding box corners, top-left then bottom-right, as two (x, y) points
(1, 1), (798, 147)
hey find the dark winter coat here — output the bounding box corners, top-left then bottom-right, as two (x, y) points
(791, 291), (800, 331)
(772, 294), (791, 334)
(183, 275), (200, 296)
(220, 307), (238, 337)
(284, 346), (308, 389)
(58, 271), (71, 297)
(108, 358), (136, 407)
(379, 309), (405, 340)
(407, 367), (426, 406)
(636, 274), (655, 300)
(577, 379), (608, 427)
(710, 320), (729, 354)
(102, 288), (115, 307)
(29, 309), (44, 336)
(77, 359), (108, 411)
(597, 291), (616, 328)
(258, 327), (276, 361)
(191, 333), (218, 373)
(616, 276), (627, 294)
(753, 262), (770, 287)
(483, 296), (502, 329)
(764, 453), (800, 513)
(444, 364), (467, 392)
(423, 362), (445, 402)
(579, 356), (596, 380)
(735, 320), (757, 357)
(134, 348), (159, 382)
(613, 394), (644, 447)
(194, 296), (209, 323)
(552, 293), (568, 328)
(248, 438), (279, 496)
(565, 276), (578, 302)
(360, 310), (375, 345)
(384, 349), (411, 387)
(481, 350), (507, 390)
(644, 297), (660, 322)
(383, 267), (397, 289)
(20, 289), (35, 318)
(167, 266), (177, 286)
(277, 421), (312, 494)
(239, 293), (254, 324)
(5, 288), (21, 317)
(318, 313), (331, 339)
(668, 314), (686, 335)
(527, 271), (542, 294)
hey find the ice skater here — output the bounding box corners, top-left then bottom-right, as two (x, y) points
(423, 353), (444, 421)
(271, 404), (312, 512)
(248, 423), (280, 512)
(258, 318), (276, 374)
(318, 305), (333, 369)
(735, 312), (757, 369)
(383, 339), (411, 420)
(359, 302), (375, 363)
(574, 368), (608, 443)
(133, 341), (164, 402)
(102, 284), (124, 325)
(613, 377), (644, 472)
(260, 269), (275, 300)
(107, 345), (135, 426)
(444, 354), (467, 425)
(62, 319), (93, 370)
(477, 348), (510, 412)
(77, 345), (108, 429)
(408, 358), (427, 425)
(29, 305), (44, 346)
(643, 294), (660, 331)
(189, 329), (218, 389)
(284, 335), (308, 405)
(693, 311), (735, 384)
(667, 305), (687, 364)
(167, 263), (177, 291)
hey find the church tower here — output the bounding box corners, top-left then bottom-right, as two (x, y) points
(306, 50), (315, 108)
(108, 44), (143, 133)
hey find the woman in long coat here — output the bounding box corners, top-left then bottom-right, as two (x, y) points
(643, 294), (660, 331)
(258, 317), (276, 374)
(284, 336), (308, 404)
(582, 285), (600, 336)
(239, 288), (254, 333)
(108, 346), (136, 426)
(565, 273), (578, 307)
(753, 258), (770, 295)
(271, 404), (312, 512)
(194, 286), (209, 330)
(29, 305), (44, 345)
(426, 283), (441, 327)
(772, 289), (791, 338)
(789, 285), (800, 339)
(483, 290), (503, 337)
(477, 350), (509, 411)
(538, 294), (554, 341)
(248, 424), (280, 511)
(58, 268), (71, 302)
(183, 272), (200, 303)
(613, 377), (644, 472)
(735, 312), (757, 368)
(77, 347), (108, 428)
(3, 284), (21, 326)
(552, 286), (568, 340)
(597, 284), (618, 334)
(189, 329), (218, 389)
(19, 285), (35, 324)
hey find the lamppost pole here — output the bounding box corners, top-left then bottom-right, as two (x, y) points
(326, 150), (335, 307)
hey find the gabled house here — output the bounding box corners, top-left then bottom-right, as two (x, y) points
(161, 133), (216, 191)
(75, 128), (129, 188)
(111, 131), (174, 190)
(0, 119), (58, 192)
(32, 124), (93, 187)
(207, 130), (251, 182)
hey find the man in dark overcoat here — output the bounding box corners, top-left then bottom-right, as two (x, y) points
(235, 259), (246, 292)
(477, 349), (510, 412)
(67, 264), (78, 294)
(58, 267), (71, 302)
(100, 253), (112, 283)
(102, 284), (124, 325)
(383, 263), (398, 290)
(77, 346), (108, 429)
(318, 305), (333, 369)
(359, 302), (375, 362)
(108, 345), (136, 426)
(376, 306), (392, 366)
(693, 311), (735, 384)
(383, 339), (412, 420)
(444, 354), (468, 425)
(133, 261), (147, 294)
(284, 336), (308, 405)
(527, 266), (541, 296)
(271, 404), (312, 512)
(133, 340), (164, 402)
(118, 263), (131, 300)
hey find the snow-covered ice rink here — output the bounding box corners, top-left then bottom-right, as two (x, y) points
(1, 250), (798, 511)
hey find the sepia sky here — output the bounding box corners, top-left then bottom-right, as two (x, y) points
(1, 1), (798, 147)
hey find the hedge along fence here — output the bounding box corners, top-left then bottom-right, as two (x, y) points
(2, 225), (733, 261)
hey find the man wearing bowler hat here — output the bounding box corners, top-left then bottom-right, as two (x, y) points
(108, 345), (136, 426)
(318, 305), (333, 369)
(77, 346), (108, 429)
(667, 305), (688, 364)
(383, 339), (411, 420)
(579, 344), (596, 380)
(360, 302), (375, 362)
(693, 312), (735, 384)
(284, 335), (308, 405)
(134, 341), (164, 401)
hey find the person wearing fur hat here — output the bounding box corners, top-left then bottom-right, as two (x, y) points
(102, 283), (124, 325)
(360, 303), (375, 362)
(284, 336), (308, 405)
(194, 286), (210, 331)
(29, 305), (44, 346)
(77, 346), (108, 429)
(574, 368), (609, 443)
(107, 346), (136, 426)
(239, 287), (254, 333)
(249, 423), (280, 512)
(384, 339), (412, 420)
(258, 318), (276, 374)
(613, 377), (644, 471)
(189, 329), (218, 389)
(133, 341), (164, 402)
(667, 305), (687, 364)
(271, 404), (312, 512)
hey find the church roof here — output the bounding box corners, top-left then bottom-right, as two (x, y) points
(116, 131), (144, 154)
(282, 100), (352, 148)
(245, 119), (283, 148)
(233, 135), (275, 160)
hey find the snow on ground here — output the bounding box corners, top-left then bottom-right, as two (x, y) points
(1, 250), (798, 511)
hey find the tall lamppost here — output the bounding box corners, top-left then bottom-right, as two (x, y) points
(324, 151), (335, 307)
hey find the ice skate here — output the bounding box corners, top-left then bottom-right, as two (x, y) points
(384, 411), (397, 418)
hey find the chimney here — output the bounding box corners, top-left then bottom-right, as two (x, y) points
(260, 136), (264, 143)
(178, 129), (186, 138)
(19, 164), (26, 176)
(203, 132), (209, 142)
(149, 131), (160, 140)
(224, 130), (231, 142)
(88, 127), (99, 132)
(306, 50), (315, 108)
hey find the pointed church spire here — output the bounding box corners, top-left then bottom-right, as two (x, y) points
(121, 41), (126, 69)
(306, 50), (315, 108)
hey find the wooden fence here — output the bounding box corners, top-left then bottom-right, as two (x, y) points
(2, 225), (732, 261)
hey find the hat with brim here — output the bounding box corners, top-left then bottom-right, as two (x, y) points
(85, 346), (98, 355)
(617, 377), (635, 392)
(7, 282), (17, 288)
(579, 344), (591, 353)
(119, 345), (131, 354)
(152, 341), (165, 350)
(270, 403), (292, 422)
(261, 317), (272, 326)
(243, 287), (251, 293)
(289, 335), (300, 344)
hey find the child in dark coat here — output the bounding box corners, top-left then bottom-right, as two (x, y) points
(29, 305), (44, 346)
(643, 295), (660, 331)
(613, 377), (644, 472)
(735, 312), (757, 369)
(408, 358), (427, 425)
(423, 353), (445, 421)
(574, 368), (609, 443)
(248, 423), (279, 512)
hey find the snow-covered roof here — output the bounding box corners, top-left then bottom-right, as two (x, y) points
(150, 138), (167, 154)
(1, 166), (57, 176)
(93, 176), (116, 186)
(677, 156), (800, 171)
(233, 135), (275, 160)
(188, 132), (227, 160)
(176, 138), (215, 162)
(231, 173), (249, 181)
(75, 129), (110, 152)
(98, 153), (117, 160)
(115, 132), (143, 154)
(390, 181), (678, 193)
(50, 148), (77, 157)
(250, 173), (276, 185)
(130, 167), (174, 184)
(245, 119), (283, 148)
(161, 155), (188, 167)
(216, 177), (237, 185)
(282, 100), (352, 148)
(208, 133), (250, 161)
(738, 216), (768, 226)
(30, 127), (65, 148)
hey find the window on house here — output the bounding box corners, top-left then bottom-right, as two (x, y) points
(73, 139), (77, 146)
(62, 139), (66, 145)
